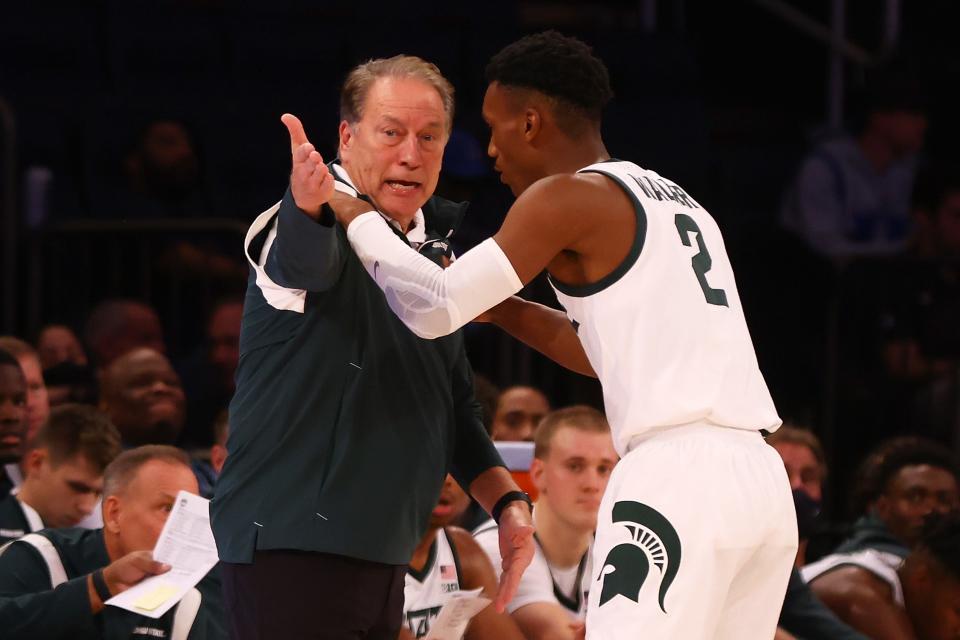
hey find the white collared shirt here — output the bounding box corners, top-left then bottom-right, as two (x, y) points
(4, 463), (23, 492)
(331, 164), (427, 246)
(11, 489), (45, 533)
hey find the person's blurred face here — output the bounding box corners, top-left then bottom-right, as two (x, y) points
(97, 305), (166, 367)
(772, 441), (823, 503)
(532, 425), (618, 532)
(17, 354), (49, 443)
(106, 460), (199, 556)
(875, 465), (960, 546)
(429, 474), (472, 528)
(101, 349), (185, 446)
(873, 110), (927, 158)
(139, 121), (201, 196)
(339, 76), (448, 225)
(904, 558), (960, 640)
(492, 387), (550, 442)
(0, 363), (28, 464)
(24, 450), (103, 528)
(208, 303), (242, 386)
(37, 325), (87, 369)
(482, 82), (544, 197)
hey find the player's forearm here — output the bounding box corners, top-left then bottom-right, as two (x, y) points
(345, 212), (523, 339)
(485, 297), (596, 378)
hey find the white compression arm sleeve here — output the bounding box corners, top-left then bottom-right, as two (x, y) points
(346, 211), (523, 339)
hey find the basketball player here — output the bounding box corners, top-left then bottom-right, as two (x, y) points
(402, 474), (524, 640)
(475, 406), (617, 639)
(329, 32), (797, 638)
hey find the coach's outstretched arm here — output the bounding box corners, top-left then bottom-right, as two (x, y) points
(340, 173), (598, 338)
(263, 114), (368, 292)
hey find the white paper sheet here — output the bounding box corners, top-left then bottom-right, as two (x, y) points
(106, 490), (218, 619)
(424, 587), (491, 640)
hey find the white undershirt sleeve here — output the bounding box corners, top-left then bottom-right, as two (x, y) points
(346, 211), (523, 339)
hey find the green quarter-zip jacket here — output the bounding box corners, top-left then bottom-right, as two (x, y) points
(211, 167), (504, 566)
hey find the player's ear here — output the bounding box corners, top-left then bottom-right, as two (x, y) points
(23, 448), (47, 475)
(524, 107), (542, 141)
(102, 495), (122, 534)
(530, 457), (546, 493)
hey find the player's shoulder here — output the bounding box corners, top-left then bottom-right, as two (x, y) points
(524, 171), (620, 201)
(445, 525), (483, 554)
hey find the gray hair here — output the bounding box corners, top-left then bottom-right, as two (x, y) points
(340, 55), (455, 132)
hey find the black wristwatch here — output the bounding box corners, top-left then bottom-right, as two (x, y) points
(492, 490), (533, 524)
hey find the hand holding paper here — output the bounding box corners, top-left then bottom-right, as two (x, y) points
(106, 491), (219, 619)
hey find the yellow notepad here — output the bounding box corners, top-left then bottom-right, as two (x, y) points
(133, 584), (179, 611)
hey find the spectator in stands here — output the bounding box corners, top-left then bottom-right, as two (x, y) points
(872, 166), (960, 442)
(36, 324), (87, 370)
(491, 385), (550, 442)
(804, 511), (960, 640)
(177, 298), (242, 449)
(0, 405), (121, 544)
(768, 426), (870, 640)
(84, 299), (166, 368)
(473, 374), (500, 434)
(841, 437), (960, 556)
(780, 68), (928, 259)
(0, 337), (51, 442)
(401, 473), (524, 640)
(0, 445), (226, 639)
(118, 119), (210, 221)
(476, 406), (616, 639)
(99, 348), (185, 447)
(767, 425), (827, 565)
(192, 409), (228, 499)
(0, 350), (28, 497)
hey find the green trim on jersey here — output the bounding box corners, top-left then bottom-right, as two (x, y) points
(548, 168), (648, 298)
(408, 535), (439, 583)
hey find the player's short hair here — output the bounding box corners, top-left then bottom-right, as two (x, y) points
(852, 437), (960, 514)
(102, 445), (191, 499)
(534, 405), (610, 460)
(340, 55), (455, 133)
(766, 425), (828, 478)
(0, 336), (37, 360)
(485, 31), (613, 134)
(916, 510), (960, 582)
(31, 404), (121, 472)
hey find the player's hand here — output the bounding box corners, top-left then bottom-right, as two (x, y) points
(494, 503), (535, 613)
(330, 190), (376, 229)
(281, 113), (335, 218)
(102, 550), (171, 596)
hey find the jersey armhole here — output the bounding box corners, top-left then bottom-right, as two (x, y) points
(444, 528), (465, 590)
(548, 169), (647, 298)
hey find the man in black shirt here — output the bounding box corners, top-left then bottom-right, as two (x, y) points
(211, 55), (534, 640)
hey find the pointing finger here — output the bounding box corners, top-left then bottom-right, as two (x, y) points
(281, 113), (309, 153)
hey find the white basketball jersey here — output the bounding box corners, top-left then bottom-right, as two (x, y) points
(550, 160), (780, 456)
(403, 528), (464, 639)
(801, 549), (905, 605)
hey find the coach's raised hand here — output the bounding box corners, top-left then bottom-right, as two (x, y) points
(281, 113), (335, 219)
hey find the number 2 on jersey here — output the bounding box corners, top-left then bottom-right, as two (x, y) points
(674, 214), (728, 307)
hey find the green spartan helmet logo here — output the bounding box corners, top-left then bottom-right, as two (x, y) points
(598, 501), (682, 612)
